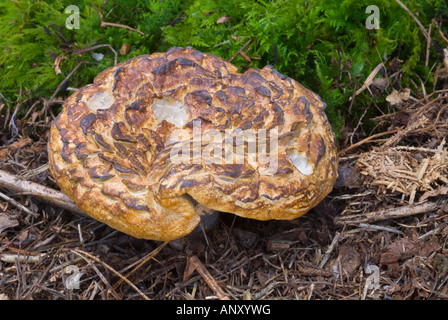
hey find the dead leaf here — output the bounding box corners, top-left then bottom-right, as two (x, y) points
(334, 245), (361, 276)
(182, 257), (197, 281)
(31, 111), (40, 123)
(371, 78), (389, 91)
(419, 240), (441, 257)
(380, 251), (400, 277)
(419, 186), (448, 202)
(233, 228), (258, 248)
(119, 43), (131, 55)
(216, 16), (230, 24)
(382, 237), (415, 262)
(386, 88), (410, 106)
(256, 271), (270, 285)
(380, 251), (399, 265)
(53, 55), (65, 75)
(0, 213), (19, 233)
(0, 137), (32, 159)
(386, 237), (416, 260)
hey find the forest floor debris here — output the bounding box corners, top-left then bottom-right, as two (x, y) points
(1, 86), (447, 300)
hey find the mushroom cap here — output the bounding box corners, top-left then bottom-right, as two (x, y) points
(48, 47), (338, 241)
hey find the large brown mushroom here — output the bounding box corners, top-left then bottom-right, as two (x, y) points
(48, 47), (338, 241)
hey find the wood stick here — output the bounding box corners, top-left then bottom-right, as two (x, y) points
(0, 169), (86, 217)
(0, 253), (46, 264)
(186, 255), (230, 300)
(334, 201), (440, 225)
(100, 21), (145, 36)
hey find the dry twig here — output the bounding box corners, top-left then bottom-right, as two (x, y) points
(185, 255), (230, 300)
(318, 232), (341, 269)
(350, 62), (385, 100)
(394, 0), (429, 38)
(0, 190), (39, 218)
(50, 61), (97, 100)
(334, 201), (442, 225)
(339, 128), (401, 155)
(426, 21), (432, 67)
(72, 248), (150, 300)
(91, 2), (145, 36)
(72, 44), (118, 66)
(113, 241), (168, 290)
(0, 169), (86, 217)
(229, 39), (252, 62)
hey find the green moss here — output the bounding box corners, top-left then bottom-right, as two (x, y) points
(0, 0), (446, 136)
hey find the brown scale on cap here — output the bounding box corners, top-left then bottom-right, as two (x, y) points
(48, 47), (338, 241)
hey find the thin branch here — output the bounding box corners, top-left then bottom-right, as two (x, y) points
(438, 27), (448, 44)
(91, 2), (145, 36)
(72, 44), (118, 65)
(395, 0), (429, 38)
(229, 38), (252, 62)
(73, 250), (122, 300)
(0, 190), (39, 218)
(425, 21), (432, 67)
(339, 127), (402, 155)
(186, 255), (230, 300)
(318, 231), (341, 269)
(349, 62), (384, 100)
(50, 61), (97, 100)
(72, 249), (150, 300)
(113, 241), (168, 290)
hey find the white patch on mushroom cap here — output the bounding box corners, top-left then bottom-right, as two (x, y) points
(86, 91), (114, 111)
(152, 97), (191, 128)
(287, 150), (313, 176)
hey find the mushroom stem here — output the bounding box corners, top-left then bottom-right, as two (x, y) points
(195, 204), (220, 229)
